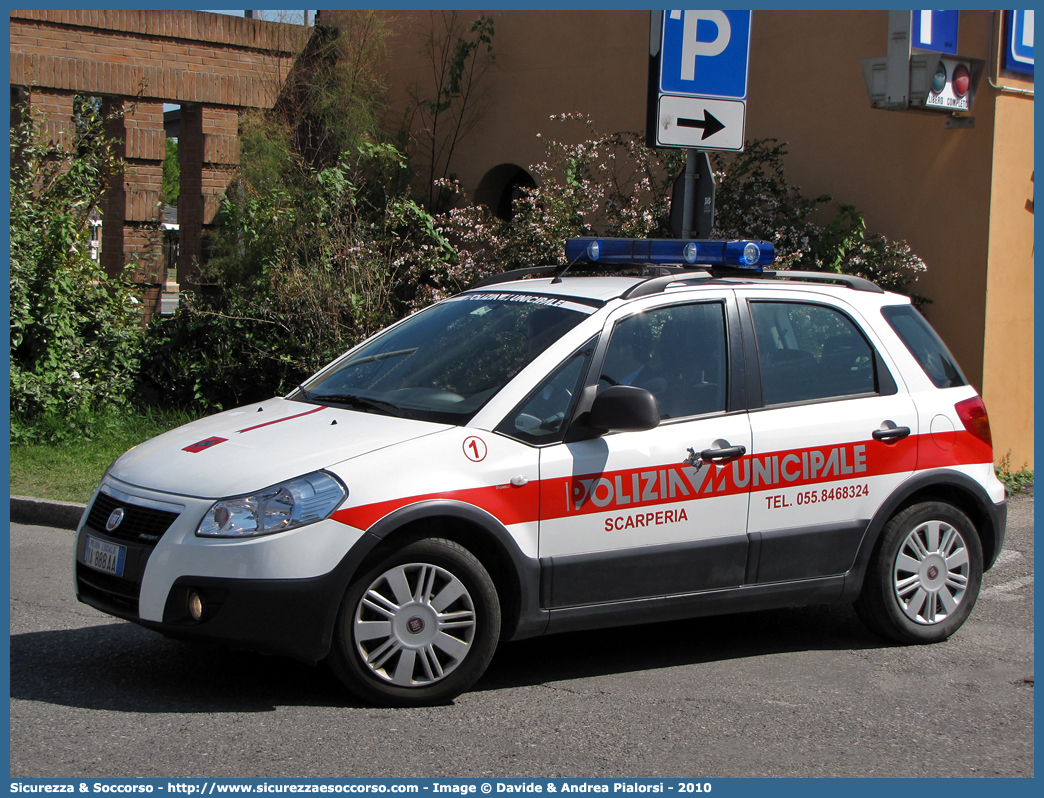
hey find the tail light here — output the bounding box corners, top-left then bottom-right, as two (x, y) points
(955, 396), (992, 449)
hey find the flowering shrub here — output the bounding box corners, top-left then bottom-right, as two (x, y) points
(138, 117), (927, 413)
(412, 114), (686, 307)
(421, 126), (926, 308)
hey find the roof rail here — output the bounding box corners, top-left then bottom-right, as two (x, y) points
(759, 270), (884, 293)
(620, 267), (886, 300)
(621, 271), (713, 299)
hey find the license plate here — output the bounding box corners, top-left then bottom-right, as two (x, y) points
(84, 535), (127, 577)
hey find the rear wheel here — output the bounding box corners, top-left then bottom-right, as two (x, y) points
(855, 501), (982, 644)
(329, 537), (501, 706)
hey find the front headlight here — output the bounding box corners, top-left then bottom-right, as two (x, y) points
(197, 471), (347, 538)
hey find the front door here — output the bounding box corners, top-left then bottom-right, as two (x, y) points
(536, 297), (752, 608)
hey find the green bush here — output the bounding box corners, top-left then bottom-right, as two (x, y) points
(138, 289), (306, 412)
(141, 149), (453, 412)
(995, 451), (1033, 495)
(10, 100), (144, 443)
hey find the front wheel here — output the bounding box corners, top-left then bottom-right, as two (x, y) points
(329, 537), (501, 706)
(855, 501), (982, 644)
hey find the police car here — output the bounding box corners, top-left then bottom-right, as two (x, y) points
(75, 236), (1007, 706)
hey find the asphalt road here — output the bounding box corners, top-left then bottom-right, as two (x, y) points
(10, 494), (1034, 779)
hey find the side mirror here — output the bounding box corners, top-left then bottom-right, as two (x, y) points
(585, 385), (661, 434)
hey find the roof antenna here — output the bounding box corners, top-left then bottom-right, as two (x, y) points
(550, 250), (586, 284)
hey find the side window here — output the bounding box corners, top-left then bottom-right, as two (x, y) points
(499, 344), (593, 445)
(749, 301), (879, 405)
(881, 304), (967, 388)
(599, 302), (727, 419)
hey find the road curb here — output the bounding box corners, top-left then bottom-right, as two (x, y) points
(10, 495), (86, 530)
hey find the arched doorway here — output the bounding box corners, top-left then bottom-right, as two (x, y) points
(474, 163), (537, 221)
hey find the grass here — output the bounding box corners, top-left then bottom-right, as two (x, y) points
(10, 407), (200, 504)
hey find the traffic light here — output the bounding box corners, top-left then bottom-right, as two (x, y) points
(910, 53), (983, 112)
(861, 11), (983, 114)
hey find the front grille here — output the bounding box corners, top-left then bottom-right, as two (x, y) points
(85, 491), (180, 546)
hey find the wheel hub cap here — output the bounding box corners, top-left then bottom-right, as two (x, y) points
(353, 562), (476, 687)
(893, 519), (970, 625)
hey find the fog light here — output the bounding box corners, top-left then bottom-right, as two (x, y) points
(187, 590), (204, 622)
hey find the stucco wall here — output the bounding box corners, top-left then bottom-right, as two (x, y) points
(981, 91), (1035, 468)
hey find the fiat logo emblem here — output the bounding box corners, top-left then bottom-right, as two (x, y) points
(407, 617), (425, 634)
(105, 508), (125, 532)
(927, 565), (939, 580)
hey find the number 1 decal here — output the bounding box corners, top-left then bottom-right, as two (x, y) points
(463, 436), (487, 462)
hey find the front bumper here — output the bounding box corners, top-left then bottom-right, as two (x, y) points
(75, 478), (371, 662)
(77, 566), (363, 662)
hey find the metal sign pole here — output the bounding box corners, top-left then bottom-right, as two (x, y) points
(681, 150), (697, 238)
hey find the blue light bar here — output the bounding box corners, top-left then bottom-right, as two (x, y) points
(565, 237), (775, 270)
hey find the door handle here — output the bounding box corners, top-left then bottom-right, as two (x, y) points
(700, 444), (747, 463)
(872, 424), (911, 443)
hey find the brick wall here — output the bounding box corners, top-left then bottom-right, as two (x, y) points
(10, 10), (302, 108)
(10, 9), (305, 319)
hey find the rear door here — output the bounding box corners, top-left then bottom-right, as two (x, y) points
(736, 289), (919, 584)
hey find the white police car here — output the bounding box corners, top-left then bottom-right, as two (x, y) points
(76, 237), (1006, 706)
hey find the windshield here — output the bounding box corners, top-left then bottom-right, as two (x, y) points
(300, 292), (593, 424)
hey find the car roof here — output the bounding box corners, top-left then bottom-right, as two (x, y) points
(466, 270), (905, 309)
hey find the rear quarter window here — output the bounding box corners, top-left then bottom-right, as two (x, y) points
(881, 305), (967, 388)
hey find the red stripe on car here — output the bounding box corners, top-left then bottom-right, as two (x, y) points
(331, 432), (990, 532)
(236, 406), (325, 433)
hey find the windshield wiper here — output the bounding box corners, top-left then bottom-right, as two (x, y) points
(308, 393), (407, 417)
(339, 347), (418, 370)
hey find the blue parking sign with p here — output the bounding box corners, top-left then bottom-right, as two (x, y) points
(660, 10), (752, 100)
(1005, 9), (1034, 75)
(911, 10), (959, 55)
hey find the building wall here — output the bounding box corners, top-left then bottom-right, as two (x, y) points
(369, 9), (1033, 467)
(746, 11), (997, 396)
(374, 10), (651, 206)
(982, 91), (1035, 470)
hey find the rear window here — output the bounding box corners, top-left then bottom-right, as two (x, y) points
(881, 305), (967, 388)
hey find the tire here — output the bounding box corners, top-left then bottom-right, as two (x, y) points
(328, 537), (501, 707)
(855, 501), (982, 644)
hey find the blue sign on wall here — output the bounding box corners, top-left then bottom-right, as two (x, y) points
(659, 10), (751, 101)
(1004, 10), (1034, 75)
(911, 10), (959, 55)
